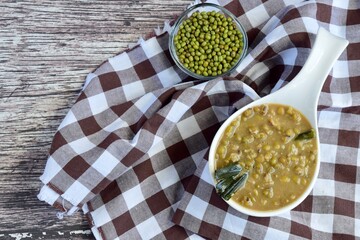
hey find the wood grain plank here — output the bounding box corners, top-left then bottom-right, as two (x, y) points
(0, 0), (192, 238)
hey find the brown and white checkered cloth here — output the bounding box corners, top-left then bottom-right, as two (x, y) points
(38, 0), (360, 239)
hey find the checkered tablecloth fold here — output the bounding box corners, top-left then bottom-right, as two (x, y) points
(38, 0), (360, 239)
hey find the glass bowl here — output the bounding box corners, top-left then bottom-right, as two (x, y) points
(169, 3), (248, 80)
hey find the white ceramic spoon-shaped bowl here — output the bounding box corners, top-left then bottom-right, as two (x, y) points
(208, 27), (349, 217)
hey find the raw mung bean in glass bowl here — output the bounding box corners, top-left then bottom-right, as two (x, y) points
(169, 3), (248, 80)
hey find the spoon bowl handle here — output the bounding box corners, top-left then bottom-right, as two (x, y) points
(271, 28), (349, 117)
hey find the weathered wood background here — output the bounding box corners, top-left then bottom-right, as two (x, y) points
(0, 0), (192, 239)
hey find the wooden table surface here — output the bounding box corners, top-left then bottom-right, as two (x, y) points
(0, 1), (192, 239)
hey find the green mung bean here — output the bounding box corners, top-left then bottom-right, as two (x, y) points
(174, 10), (244, 77)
